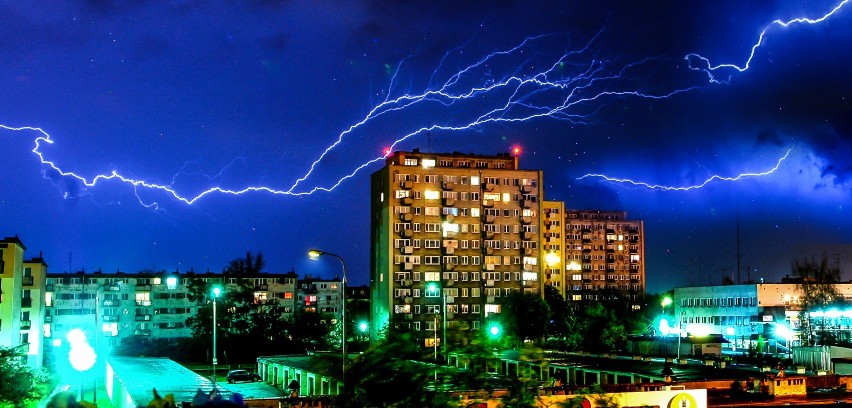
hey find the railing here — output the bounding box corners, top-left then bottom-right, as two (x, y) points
(22, 276), (34, 286)
(20, 298), (32, 308)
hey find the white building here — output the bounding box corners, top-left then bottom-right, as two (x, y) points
(673, 283), (852, 352)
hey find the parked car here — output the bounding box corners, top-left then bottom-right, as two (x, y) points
(226, 369), (261, 383)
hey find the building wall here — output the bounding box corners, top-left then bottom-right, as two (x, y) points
(541, 201), (565, 296)
(563, 210), (645, 305)
(0, 236), (46, 368)
(673, 283), (852, 350)
(45, 271), (299, 353)
(370, 150), (544, 345)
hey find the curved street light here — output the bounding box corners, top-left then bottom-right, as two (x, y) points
(308, 249), (347, 388)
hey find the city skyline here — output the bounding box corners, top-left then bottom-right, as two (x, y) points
(2, 2), (851, 293)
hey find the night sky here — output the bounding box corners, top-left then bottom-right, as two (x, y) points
(2, 1), (851, 293)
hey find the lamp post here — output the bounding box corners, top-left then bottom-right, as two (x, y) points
(677, 312), (685, 360)
(308, 249), (347, 387)
(92, 281), (125, 403)
(212, 285), (221, 387)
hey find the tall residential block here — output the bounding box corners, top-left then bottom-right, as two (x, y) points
(370, 150), (544, 345)
(563, 210), (645, 305)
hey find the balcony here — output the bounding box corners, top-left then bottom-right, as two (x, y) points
(45, 285), (54, 291)
(445, 263), (455, 270)
(520, 200), (532, 209)
(520, 185), (533, 194)
(103, 315), (119, 322)
(443, 198), (455, 206)
(400, 197), (414, 206)
(399, 279), (413, 287)
(482, 215), (495, 224)
(400, 213), (413, 222)
(134, 329), (152, 336)
(22, 276), (34, 286)
(483, 231), (495, 239)
(20, 320), (31, 330)
(399, 229), (413, 238)
(44, 316), (52, 322)
(402, 263), (414, 271)
(401, 246), (414, 255)
(482, 200), (494, 208)
(443, 246), (455, 255)
(524, 247), (537, 256)
(485, 247), (494, 255)
(521, 216), (533, 224)
(20, 298), (32, 308)
(136, 285), (152, 291)
(482, 183), (496, 191)
(400, 180), (414, 189)
(522, 232), (534, 240)
(442, 181), (454, 190)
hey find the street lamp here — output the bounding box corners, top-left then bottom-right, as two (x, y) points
(308, 249), (348, 387)
(212, 285), (222, 386)
(426, 282), (447, 364)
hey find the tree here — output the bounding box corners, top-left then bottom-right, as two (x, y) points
(499, 291), (550, 347)
(793, 255), (845, 346)
(224, 251), (265, 275)
(543, 286), (581, 350)
(0, 345), (39, 406)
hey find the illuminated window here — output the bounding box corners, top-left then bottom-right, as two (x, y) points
(442, 222), (459, 237)
(152, 278), (162, 285)
(502, 193), (511, 202)
(523, 272), (538, 281)
(421, 158), (436, 168)
(135, 292), (151, 306)
(284, 292), (293, 299)
(483, 192), (500, 201)
(424, 190), (440, 200)
(404, 158), (418, 166)
(424, 272), (440, 281)
(45, 292), (53, 307)
(522, 209), (535, 217)
(470, 208), (480, 217)
(254, 292), (267, 303)
(471, 176), (480, 185)
(484, 304), (500, 316)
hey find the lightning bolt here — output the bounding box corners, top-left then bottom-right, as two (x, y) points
(686, 0), (850, 83)
(3, 0), (845, 207)
(577, 148), (793, 191)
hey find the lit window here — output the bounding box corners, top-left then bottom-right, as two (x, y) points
(284, 292), (293, 299)
(424, 190), (440, 200)
(424, 272), (440, 281)
(421, 158), (436, 168)
(471, 208), (480, 217)
(471, 176), (480, 185)
(502, 193), (510, 203)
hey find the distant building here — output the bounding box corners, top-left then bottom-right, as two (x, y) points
(0, 235), (48, 368)
(562, 210), (645, 305)
(673, 283), (852, 351)
(370, 149), (545, 346)
(44, 270), (300, 351)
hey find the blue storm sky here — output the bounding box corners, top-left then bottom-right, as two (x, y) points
(1, 1), (851, 293)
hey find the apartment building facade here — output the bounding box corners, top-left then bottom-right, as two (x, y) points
(563, 210), (645, 305)
(370, 149), (545, 346)
(0, 236), (48, 368)
(44, 270), (303, 354)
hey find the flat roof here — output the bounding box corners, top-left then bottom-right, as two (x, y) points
(107, 357), (230, 405)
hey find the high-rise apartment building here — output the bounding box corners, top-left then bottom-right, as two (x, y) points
(0, 235), (48, 368)
(563, 210), (645, 305)
(370, 150), (545, 345)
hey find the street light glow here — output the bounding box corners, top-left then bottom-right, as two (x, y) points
(212, 286), (221, 297)
(544, 251), (560, 267)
